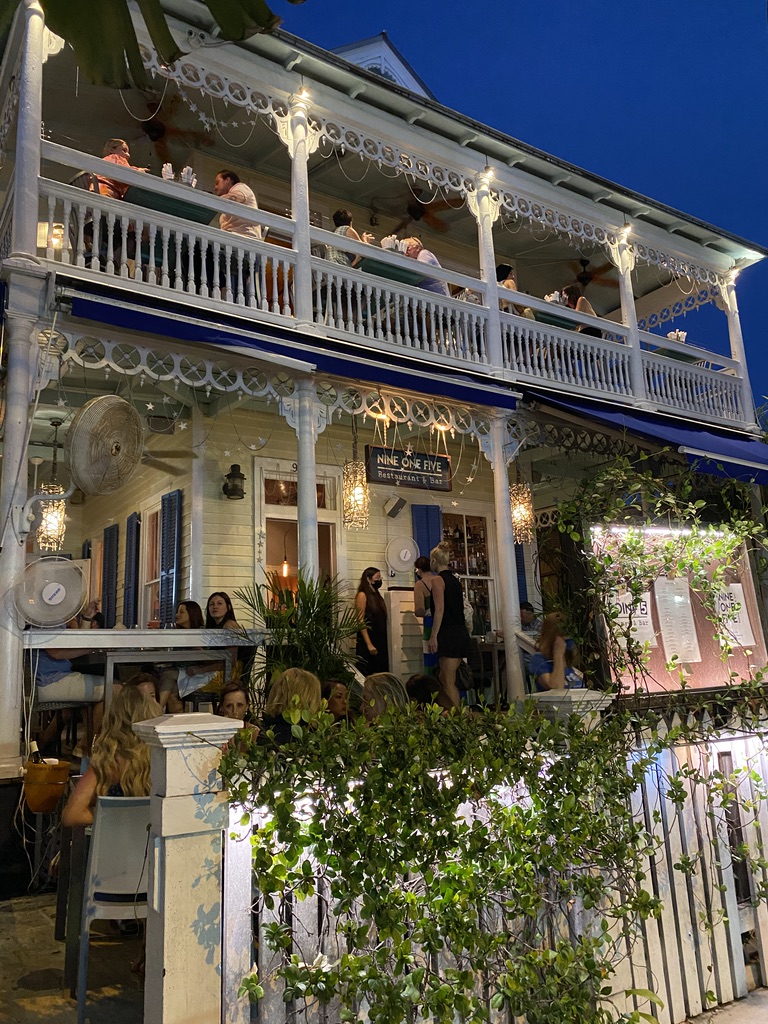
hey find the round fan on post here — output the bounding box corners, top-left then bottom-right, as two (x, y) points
(65, 395), (144, 495)
(385, 536), (420, 575)
(14, 557), (88, 627)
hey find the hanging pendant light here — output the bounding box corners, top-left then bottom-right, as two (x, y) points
(37, 419), (67, 552)
(509, 465), (534, 546)
(281, 524), (291, 578)
(343, 416), (369, 530)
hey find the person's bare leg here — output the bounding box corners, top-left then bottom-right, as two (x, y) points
(438, 657), (461, 708)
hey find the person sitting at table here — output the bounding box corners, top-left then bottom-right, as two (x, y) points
(400, 237), (450, 297)
(496, 263), (535, 318)
(361, 672), (409, 724)
(528, 613), (585, 692)
(61, 687), (162, 828)
(520, 601), (542, 635)
(157, 600), (205, 712)
(213, 170), (262, 240)
(33, 601), (106, 752)
(95, 139), (148, 201)
(321, 679), (349, 721)
(561, 284), (602, 338)
(325, 210), (374, 268)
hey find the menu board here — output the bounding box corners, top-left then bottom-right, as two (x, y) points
(654, 577), (702, 664)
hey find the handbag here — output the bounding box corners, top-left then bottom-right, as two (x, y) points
(462, 593), (474, 633)
(456, 660), (473, 692)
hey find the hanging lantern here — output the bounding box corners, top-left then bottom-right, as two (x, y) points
(509, 474), (534, 546)
(37, 482), (67, 551)
(37, 419), (67, 552)
(343, 416), (369, 530)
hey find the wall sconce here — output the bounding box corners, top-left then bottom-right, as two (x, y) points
(222, 464), (245, 500)
(509, 466), (534, 546)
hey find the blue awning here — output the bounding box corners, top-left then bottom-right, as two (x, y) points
(526, 390), (768, 486)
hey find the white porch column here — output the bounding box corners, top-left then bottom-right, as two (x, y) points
(467, 168), (504, 370)
(721, 273), (756, 426)
(132, 713), (242, 1024)
(281, 378), (328, 580)
(479, 410), (527, 702)
(0, 288), (45, 778)
(609, 235), (647, 406)
(276, 91), (321, 325)
(12, 0), (45, 256)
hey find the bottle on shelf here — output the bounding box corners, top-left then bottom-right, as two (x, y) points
(27, 741), (44, 765)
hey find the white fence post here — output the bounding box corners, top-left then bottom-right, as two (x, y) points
(133, 712), (242, 1024)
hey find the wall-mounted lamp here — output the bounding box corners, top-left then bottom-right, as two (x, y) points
(222, 464), (245, 500)
(37, 420), (67, 552)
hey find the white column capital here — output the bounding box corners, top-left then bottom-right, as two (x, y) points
(605, 235), (635, 275)
(280, 378), (329, 436)
(467, 171), (501, 225)
(275, 90), (322, 159)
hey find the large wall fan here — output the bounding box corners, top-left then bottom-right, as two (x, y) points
(13, 557), (88, 627)
(19, 395), (145, 541)
(385, 536), (420, 575)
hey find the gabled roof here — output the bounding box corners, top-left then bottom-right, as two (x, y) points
(331, 31), (437, 101)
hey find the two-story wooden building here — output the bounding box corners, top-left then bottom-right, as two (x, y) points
(2, 4), (768, 775)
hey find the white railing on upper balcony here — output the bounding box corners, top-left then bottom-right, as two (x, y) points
(38, 141), (296, 316)
(309, 226), (490, 364)
(22, 144), (750, 427)
(498, 289), (633, 395)
(638, 329), (744, 422)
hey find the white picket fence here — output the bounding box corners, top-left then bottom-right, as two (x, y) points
(219, 721), (768, 1024)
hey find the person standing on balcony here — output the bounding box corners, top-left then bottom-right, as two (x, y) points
(95, 139), (147, 200)
(326, 209), (375, 267)
(401, 237), (451, 297)
(212, 170), (262, 240)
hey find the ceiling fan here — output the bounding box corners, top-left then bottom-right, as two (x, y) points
(128, 93), (213, 167)
(372, 186), (463, 236)
(570, 257), (618, 290)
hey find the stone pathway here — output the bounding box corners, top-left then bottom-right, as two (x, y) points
(0, 893), (143, 1023)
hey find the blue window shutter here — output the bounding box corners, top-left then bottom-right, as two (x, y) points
(101, 524), (119, 628)
(159, 489), (182, 627)
(411, 504), (443, 563)
(122, 512), (140, 628)
(515, 544), (528, 603)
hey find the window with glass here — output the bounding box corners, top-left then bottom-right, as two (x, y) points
(143, 507), (161, 626)
(441, 512), (494, 634)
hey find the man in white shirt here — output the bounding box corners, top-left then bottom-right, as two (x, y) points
(402, 237), (450, 297)
(213, 170), (262, 239)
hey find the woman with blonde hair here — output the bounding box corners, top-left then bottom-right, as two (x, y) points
(260, 668), (322, 744)
(62, 687), (162, 827)
(426, 543), (470, 708)
(361, 672), (409, 723)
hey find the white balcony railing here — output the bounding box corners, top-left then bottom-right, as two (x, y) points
(13, 143), (751, 427)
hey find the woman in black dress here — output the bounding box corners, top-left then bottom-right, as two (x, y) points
(426, 543), (470, 707)
(355, 567), (389, 676)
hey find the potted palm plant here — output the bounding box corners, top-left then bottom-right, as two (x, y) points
(234, 572), (363, 707)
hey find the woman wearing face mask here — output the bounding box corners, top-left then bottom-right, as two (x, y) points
(355, 567), (389, 676)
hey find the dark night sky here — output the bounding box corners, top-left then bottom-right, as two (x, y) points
(272, 0), (768, 412)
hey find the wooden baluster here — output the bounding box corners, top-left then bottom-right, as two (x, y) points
(74, 198), (86, 268)
(44, 195), (55, 260)
(363, 283), (374, 338)
(281, 257), (291, 316)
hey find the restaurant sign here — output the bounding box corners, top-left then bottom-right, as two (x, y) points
(365, 446), (452, 492)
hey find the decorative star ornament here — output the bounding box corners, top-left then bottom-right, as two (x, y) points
(178, 421), (188, 431)
(146, 402), (155, 411)
(404, 444), (414, 456)
(224, 450), (231, 457)
(451, 501), (459, 507)
(57, 397), (66, 407)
